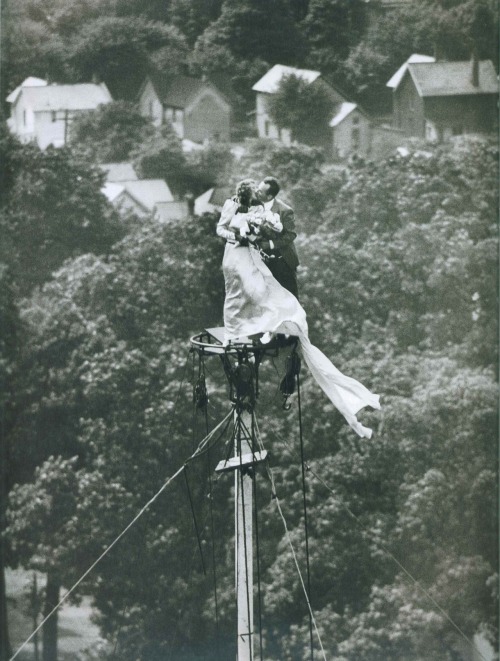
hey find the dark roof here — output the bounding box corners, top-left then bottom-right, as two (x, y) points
(407, 60), (499, 97)
(210, 186), (233, 206)
(145, 71), (231, 109)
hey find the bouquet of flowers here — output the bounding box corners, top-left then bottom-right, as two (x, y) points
(238, 207), (283, 243)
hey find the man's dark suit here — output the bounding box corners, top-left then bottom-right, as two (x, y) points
(262, 197), (299, 298)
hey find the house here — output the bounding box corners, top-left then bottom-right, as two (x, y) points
(137, 72), (231, 144)
(7, 79), (112, 149)
(252, 64), (371, 160)
(102, 178), (187, 222)
(252, 65), (325, 144)
(330, 102), (372, 160)
(390, 58), (498, 142)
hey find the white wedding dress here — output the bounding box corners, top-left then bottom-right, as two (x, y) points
(217, 199), (381, 439)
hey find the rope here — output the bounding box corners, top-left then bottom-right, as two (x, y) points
(251, 417), (327, 660)
(184, 465), (206, 575)
(9, 409), (234, 661)
(265, 462), (328, 661)
(297, 370), (315, 661)
(270, 429), (490, 661)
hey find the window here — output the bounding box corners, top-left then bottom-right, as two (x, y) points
(149, 100), (154, 118)
(51, 111), (57, 122)
(264, 120), (271, 137)
(351, 127), (360, 150)
(23, 110), (27, 126)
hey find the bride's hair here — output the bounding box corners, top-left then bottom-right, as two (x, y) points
(235, 179), (262, 213)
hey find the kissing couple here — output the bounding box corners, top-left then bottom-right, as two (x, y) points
(217, 177), (380, 439)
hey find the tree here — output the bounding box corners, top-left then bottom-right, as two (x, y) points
(303, 0), (367, 70)
(6, 214), (230, 659)
(168, 0), (224, 46)
(5, 456), (135, 661)
(67, 16), (189, 98)
(5, 135), (497, 659)
(0, 142), (124, 294)
(131, 123), (190, 197)
(184, 142), (235, 196)
(193, 0), (305, 67)
(267, 74), (335, 144)
(0, 265), (20, 661)
(70, 101), (154, 163)
(233, 138), (324, 191)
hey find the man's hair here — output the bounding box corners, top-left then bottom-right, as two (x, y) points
(263, 176), (280, 198)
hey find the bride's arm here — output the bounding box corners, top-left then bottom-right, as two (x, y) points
(216, 198), (239, 241)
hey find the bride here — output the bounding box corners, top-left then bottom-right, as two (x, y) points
(216, 179), (380, 439)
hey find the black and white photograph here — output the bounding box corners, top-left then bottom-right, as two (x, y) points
(0, 1), (498, 660)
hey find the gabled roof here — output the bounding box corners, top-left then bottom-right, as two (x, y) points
(6, 77), (47, 103)
(100, 163), (138, 182)
(330, 102), (358, 127)
(123, 179), (174, 209)
(387, 54), (435, 89)
(252, 65), (321, 94)
(102, 178), (174, 211)
(11, 83), (112, 111)
(405, 60), (499, 97)
(144, 72), (230, 109)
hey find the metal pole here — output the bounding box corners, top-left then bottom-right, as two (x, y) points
(235, 409), (253, 661)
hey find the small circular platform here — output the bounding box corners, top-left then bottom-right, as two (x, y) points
(190, 327), (296, 357)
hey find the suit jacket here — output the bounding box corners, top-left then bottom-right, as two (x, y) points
(269, 198), (299, 269)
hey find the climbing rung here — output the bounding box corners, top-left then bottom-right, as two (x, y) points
(215, 450), (268, 473)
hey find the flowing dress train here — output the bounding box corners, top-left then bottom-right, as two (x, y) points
(221, 229), (380, 439)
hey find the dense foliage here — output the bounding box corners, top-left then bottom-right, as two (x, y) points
(4, 135), (498, 660)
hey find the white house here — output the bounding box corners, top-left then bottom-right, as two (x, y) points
(101, 178), (187, 222)
(7, 79), (112, 149)
(252, 64), (323, 144)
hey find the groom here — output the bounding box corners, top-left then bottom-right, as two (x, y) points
(255, 176), (299, 299)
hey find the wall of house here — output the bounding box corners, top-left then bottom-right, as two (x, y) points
(332, 111), (371, 160)
(155, 201), (189, 222)
(393, 74), (425, 137)
(163, 106), (184, 138)
(138, 80), (164, 127)
(35, 110), (71, 149)
(184, 91), (231, 143)
(369, 124), (406, 159)
(424, 95), (498, 141)
(255, 93), (292, 144)
(9, 98), (35, 143)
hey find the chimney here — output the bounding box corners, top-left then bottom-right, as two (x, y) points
(471, 49), (479, 87)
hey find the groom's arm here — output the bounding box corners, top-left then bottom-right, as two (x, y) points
(261, 206), (296, 252)
(272, 206), (296, 250)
